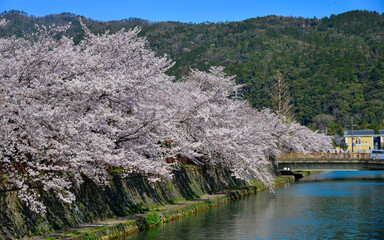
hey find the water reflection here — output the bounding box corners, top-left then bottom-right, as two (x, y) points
(125, 171), (384, 240)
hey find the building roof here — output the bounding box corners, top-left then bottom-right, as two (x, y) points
(379, 130), (384, 135)
(344, 130), (374, 136)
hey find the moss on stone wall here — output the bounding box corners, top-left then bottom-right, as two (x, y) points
(40, 175), (295, 240)
(0, 165), (247, 239)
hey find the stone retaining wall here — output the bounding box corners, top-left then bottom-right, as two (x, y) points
(0, 165), (247, 239)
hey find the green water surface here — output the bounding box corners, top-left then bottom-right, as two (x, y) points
(126, 171), (384, 240)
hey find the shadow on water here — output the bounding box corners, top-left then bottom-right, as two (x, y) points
(298, 170), (384, 182)
(124, 170), (384, 240)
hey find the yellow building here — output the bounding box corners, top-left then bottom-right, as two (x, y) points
(344, 130), (384, 152)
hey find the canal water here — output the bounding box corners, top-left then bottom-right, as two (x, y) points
(125, 171), (384, 240)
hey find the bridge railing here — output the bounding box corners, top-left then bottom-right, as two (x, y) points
(277, 152), (370, 161)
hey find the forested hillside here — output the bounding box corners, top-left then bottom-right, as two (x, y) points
(1, 10), (383, 134)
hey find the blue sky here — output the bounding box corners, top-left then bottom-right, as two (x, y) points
(1, 0), (383, 23)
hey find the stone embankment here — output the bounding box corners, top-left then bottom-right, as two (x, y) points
(0, 165), (301, 239)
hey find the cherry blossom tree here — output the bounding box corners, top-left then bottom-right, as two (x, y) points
(0, 21), (177, 213)
(165, 67), (331, 187)
(0, 18), (8, 27)
(0, 21), (332, 213)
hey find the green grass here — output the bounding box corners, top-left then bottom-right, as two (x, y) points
(145, 211), (161, 225)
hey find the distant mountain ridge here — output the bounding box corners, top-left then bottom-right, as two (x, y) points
(1, 9), (384, 134)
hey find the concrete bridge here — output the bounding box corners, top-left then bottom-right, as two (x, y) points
(277, 153), (384, 171)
